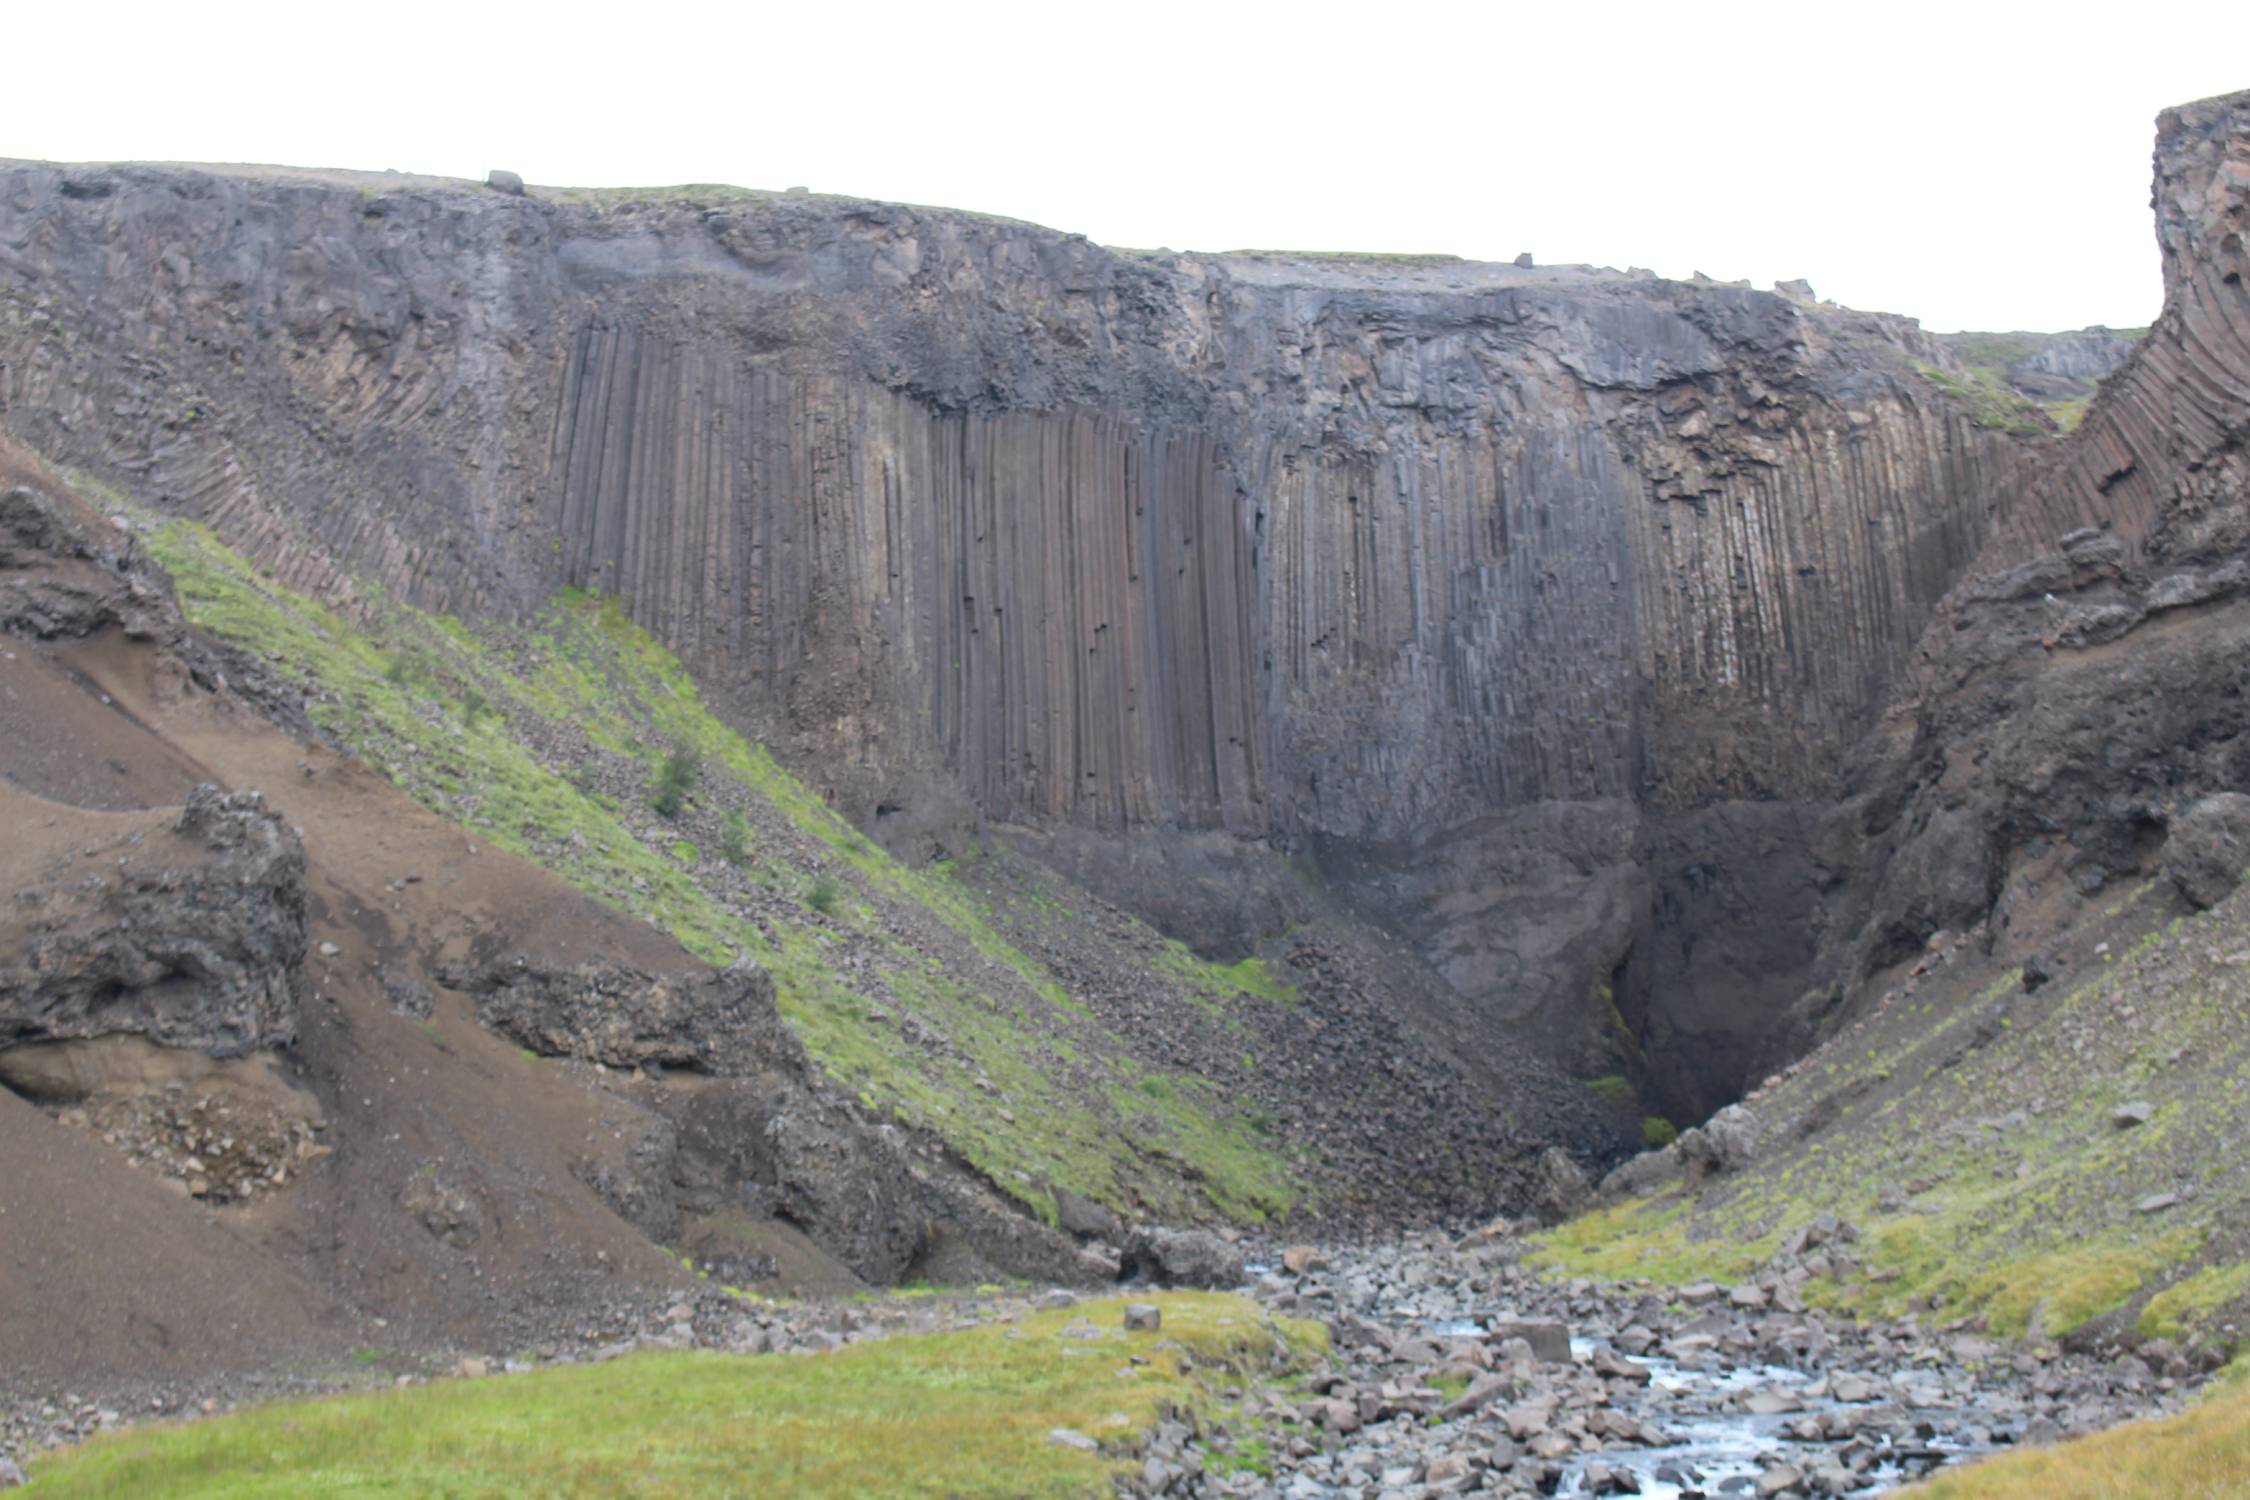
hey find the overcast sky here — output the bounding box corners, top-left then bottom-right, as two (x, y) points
(11, 3), (2245, 332)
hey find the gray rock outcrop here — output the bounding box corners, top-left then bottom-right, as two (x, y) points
(446, 956), (790, 1074)
(0, 785), (305, 1057)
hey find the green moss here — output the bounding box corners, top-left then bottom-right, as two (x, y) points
(22, 1295), (1324, 1500)
(1642, 1116), (1678, 1148)
(1583, 1074), (1634, 1106)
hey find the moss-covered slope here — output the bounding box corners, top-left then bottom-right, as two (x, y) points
(135, 508), (1302, 1226)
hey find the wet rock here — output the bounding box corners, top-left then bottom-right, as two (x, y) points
(1756, 1462), (1805, 1497)
(1487, 1318), (1572, 1363)
(2167, 793), (2250, 909)
(1120, 1227), (1244, 1289)
(0, 786), (305, 1060)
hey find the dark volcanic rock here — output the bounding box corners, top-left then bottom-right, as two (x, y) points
(449, 957), (790, 1074)
(1120, 1226), (1247, 1288)
(2166, 793), (2250, 910)
(0, 785), (305, 1058)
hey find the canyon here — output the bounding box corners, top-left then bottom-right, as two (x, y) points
(0, 81), (2245, 1500)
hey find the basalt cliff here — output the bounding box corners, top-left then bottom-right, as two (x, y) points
(0, 90), (2243, 1167)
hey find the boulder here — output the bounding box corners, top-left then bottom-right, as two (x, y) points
(1486, 1319), (1572, 1363)
(485, 169), (525, 196)
(1052, 1186), (1117, 1241)
(2166, 793), (2250, 909)
(1677, 1103), (1761, 1186)
(1525, 1145), (1593, 1224)
(0, 786), (304, 1059)
(1118, 1226), (1245, 1288)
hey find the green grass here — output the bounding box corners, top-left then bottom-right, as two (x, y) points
(2140, 1262), (2250, 1343)
(20, 1295), (1325, 1499)
(135, 512), (1300, 1227)
(1897, 1370), (2250, 1499)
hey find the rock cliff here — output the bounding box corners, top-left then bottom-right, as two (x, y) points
(1, 90), (2238, 1117)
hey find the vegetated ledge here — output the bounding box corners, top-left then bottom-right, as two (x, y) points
(15, 1293), (1325, 1499)
(1527, 868), (2250, 1356)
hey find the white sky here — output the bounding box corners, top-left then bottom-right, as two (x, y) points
(11, 2), (2246, 332)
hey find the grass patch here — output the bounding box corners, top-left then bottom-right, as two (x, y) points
(21, 1295), (1324, 1499)
(1582, 1074), (1633, 1106)
(1895, 1373), (2250, 1498)
(1528, 1195), (1774, 1285)
(2140, 1263), (2250, 1343)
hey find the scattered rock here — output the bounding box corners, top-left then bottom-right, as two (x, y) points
(1046, 1427), (1098, 1452)
(485, 169), (525, 196)
(1122, 1303), (1161, 1332)
(2114, 1101), (2156, 1129)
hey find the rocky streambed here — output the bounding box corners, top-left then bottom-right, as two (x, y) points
(1184, 1229), (2198, 1498)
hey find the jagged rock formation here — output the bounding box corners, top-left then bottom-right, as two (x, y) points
(1798, 90), (2250, 1036)
(0, 784), (305, 1057)
(0, 90), (2239, 1122)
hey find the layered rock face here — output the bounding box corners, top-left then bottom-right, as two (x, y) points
(5, 97), (2235, 1114)
(1803, 91), (2250, 1029)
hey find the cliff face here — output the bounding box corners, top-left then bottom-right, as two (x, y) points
(0, 167), (2039, 844)
(8, 113), (2216, 1116)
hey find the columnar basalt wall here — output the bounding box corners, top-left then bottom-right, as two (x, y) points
(0, 165), (2045, 847)
(12, 139), (2189, 1116)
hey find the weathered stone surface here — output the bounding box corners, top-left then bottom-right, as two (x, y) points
(0, 786), (305, 1058)
(484, 169), (524, 196)
(447, 956), (788, 1074)
(2167, 793), (2250, 909)
(1677, 1103), (1761, 1185)
(1119, 1227), (1245, 1288)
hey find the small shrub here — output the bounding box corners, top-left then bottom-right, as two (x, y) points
(650, 746), (700, 818)
(719, 811), (752, 866)
(805, 875), (841, 915)
(460, 687), (489, 727)
(1642, 1116), (1678, 1148)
